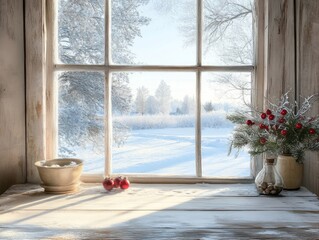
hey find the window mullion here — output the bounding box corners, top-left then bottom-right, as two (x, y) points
(197, 0), (202, 66)
(195, 0), (203, 177)
(105, 0), (110, 66)
(104, 0), (112, 177)
(54, 64), (254, 72)
(196, 71), (202, 177)
(105, 70), (112, 177)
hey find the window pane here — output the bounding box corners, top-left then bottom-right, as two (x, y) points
(111, 0), (196, 65)
(57, 0), (105, 64)
(201, 72), (251, 177)
(203, 0), (253, 65)
(58, 72), (105, 174)
(112, 72), (196, 175)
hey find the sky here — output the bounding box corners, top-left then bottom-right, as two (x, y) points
(131, 0), (196, 65)
(127, 1), (196, 101)
(126, 1), (252, 105)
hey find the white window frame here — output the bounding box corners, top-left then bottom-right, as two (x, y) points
(46, 0), (264, 183)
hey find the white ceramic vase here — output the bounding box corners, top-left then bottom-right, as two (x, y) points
(275, 155), (303, 190)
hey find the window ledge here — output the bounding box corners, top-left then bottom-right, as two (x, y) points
(0, 183), (318, 239)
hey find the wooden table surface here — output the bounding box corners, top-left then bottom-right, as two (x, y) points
(0, 183), (319, 239)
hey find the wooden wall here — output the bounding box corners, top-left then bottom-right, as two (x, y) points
(0, 0), (26, 194)
(265, 0), (319, 195)
(264, 0), (295, 100)
(296, 0), (319, 195)
(25, 0), (46, 183)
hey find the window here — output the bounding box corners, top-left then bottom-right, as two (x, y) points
(53, 0), (258, 181)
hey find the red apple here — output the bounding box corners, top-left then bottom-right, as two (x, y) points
(120, 177), (130, 190)
(281, 129), (288, 136)
(266, 109), (272, 115)
(102, 178), (114, 191)
(114, 176), (123, 188)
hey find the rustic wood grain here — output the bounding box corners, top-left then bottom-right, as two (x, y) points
(1, 226), (318, 240)
(45, 0), (57, 160)
(252, 0), (296, 179)
(0, 0), (26, 194)
(264, 0), (295, 101)
(25, 0), (46, 183)
(251, 0), (265, 177)
(1, 184), (319, 239)
(296, 0), (319, 196)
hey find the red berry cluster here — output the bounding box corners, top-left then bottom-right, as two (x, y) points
(102, 176), (130, 191)
(245, 107), (318, 144)
(246, 109), (286, 143)
(246, 119), (254, 126)
(228, 93), (319, 158)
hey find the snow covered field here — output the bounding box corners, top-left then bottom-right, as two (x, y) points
(80, 127), (250, 177)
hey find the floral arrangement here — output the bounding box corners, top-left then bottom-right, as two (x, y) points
(227, 92), (319, 162)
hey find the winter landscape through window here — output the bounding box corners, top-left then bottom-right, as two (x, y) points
(56, 0), (254, 178)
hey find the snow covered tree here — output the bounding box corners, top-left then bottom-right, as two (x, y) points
(203, 0), (253, 103)
(177, 0), (253, 102)
(135, 87), (149, 115)
(111, 0), (150, 64)
(177, 0), (253, 64)
(146, 96), (159, 115)
(203, 0), (253, 62)
(155, 80), (172, 115)
(203, 102), (214, 112)
(170, 99), (183, 115)
(59, 72), (104, 154)
(181, 95), (195, 115)
(112, 73), (133, 115)
(58, 0), (150, 155)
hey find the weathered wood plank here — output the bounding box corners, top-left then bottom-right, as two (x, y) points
(2, 196), (319, 212)
(1, 184), (318, 213)
(0, 0), (26, 194)
(1, 183), (316, 197)
(296, 0), (319, 197)
(25, 0), (46, 183)
(0, 226), (319, 240)
(251, 0), (265, 177)
(1, 210), (319, 233)
(45, 0), (57, 160)
(1, 184), (319, 239)
(264, 0), (295, 101)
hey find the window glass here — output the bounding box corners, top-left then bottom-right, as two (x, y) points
(201, 72), (251, 177)
(58, 71), (105, 173)
(111, 0), (196, 65)
(55, 0), (255, 178)
(58, 0), (105, 64)
(203, 0), (253, 65)
(112, 72), (196, 175)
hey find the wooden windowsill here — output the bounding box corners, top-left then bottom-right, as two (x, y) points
(0, 183), (318, 239)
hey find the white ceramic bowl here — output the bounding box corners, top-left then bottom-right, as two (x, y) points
(35, 158), (83, 193)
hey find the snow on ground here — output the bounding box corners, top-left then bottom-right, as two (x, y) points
(75, 127), (250, 177)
